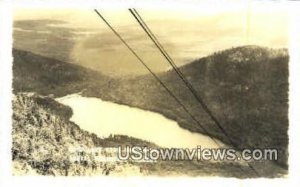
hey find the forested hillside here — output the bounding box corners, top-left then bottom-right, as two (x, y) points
(13, 46), (289, 168)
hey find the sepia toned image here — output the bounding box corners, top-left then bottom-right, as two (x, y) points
(11, 7), (289, 178)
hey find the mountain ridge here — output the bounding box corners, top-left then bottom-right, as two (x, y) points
(13, 45), (289, 169)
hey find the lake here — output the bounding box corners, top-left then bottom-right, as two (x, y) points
(56, 94), (223, 149)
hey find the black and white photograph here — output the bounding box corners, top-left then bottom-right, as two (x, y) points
(1, 0), (300, 186)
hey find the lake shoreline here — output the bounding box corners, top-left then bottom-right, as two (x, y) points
(56, 93), (224, 149)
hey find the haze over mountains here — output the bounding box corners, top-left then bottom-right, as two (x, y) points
(13, 9), (288, 77)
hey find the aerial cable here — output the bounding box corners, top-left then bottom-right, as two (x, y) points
(94, 9), (221, 147)
(128, 8), (260, 177)
(129, 8), (235, 147)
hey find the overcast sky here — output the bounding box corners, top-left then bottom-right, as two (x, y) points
(13, 7), (288, 77)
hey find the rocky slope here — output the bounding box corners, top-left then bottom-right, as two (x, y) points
(12, 92), (154, 176)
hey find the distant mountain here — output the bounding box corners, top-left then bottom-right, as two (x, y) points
(13, 46), (289, 169)
(13, 49), (113, 97)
